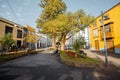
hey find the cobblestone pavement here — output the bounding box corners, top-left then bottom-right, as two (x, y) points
(0, 50), (98, 80)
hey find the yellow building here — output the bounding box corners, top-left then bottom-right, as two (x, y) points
(24, 25), (36, 49)
(90, 2), (120, 54)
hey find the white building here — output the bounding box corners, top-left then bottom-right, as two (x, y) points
(36, 33), (52, 48)
(66, 27), (90, 48)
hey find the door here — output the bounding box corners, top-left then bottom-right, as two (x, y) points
(106, 40), (114, 53)
(95, 40), (99, 51)
(17, 40), (21, 48)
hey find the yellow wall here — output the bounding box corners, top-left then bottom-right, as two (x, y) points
(25, 25), (36, 43)
(111, 5), (120, 48)
(90, 3), (120, 53)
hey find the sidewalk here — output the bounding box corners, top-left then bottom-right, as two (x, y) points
(83, 49), (120, 67)
(36, 47), (55, 53)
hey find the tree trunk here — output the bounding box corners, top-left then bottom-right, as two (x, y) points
(52, 35), (56, 49)
(61, 41), (65, 50)
(61, 36), (66, 50)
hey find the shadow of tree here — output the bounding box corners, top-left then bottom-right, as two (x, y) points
(0, 64), (95, 80)
(0, 53), (119, 80)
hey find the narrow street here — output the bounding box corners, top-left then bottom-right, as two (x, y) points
(0, 50), (97, 80)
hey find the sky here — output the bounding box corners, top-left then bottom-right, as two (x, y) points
(0, 0), (120, 29)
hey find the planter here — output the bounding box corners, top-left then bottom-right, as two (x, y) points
(74, 63), (99, 68)
(61, 58), (74, 66)
(64, 50), (76, 58)
(61, 57), (100, 68)
(60, 50), (100, 68)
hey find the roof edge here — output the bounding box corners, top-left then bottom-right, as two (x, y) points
(95, 2), (120, 19)
(0, 17), (23, 27)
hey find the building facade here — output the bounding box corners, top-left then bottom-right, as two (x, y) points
(0, 17), (23, 48)
(66, 27), (90, 49)
(90, 2), (120, 54)
(23, 25), (36, 49)
(36, 33), (52, 48)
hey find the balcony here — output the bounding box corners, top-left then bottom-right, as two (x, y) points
(101, 32), (113, 39)
(100, 22), (113, 39)
(106, 32), (113, 38)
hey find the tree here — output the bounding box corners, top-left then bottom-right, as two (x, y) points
(36, 0), (66, 48)
(37, 0), (94, 49)
(54, 12), (77, 50)
(72, 36), (86, 57)
(0, 33), (15, 51)
(55, 10), (94, 50)
(74, 9), (95, 30)
(39, 0), (66, 20)
(38, 19), (59, 48)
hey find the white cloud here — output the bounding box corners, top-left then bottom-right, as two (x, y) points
(1, 4), (7, 8)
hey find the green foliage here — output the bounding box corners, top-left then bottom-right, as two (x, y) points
(36, 0), (94, 49)
(0, 33), (15, 49)
(60, 50), (99, 64)
(54, 12), (76, 42)
(72, 39), (81, 54)
(72, 36), (86, 54)
(36, 0), (66, 43)
(74, 9), (95, 30)
(56, 12), (75, 33)
(39, 0), (66, 20)
(0, 53), (26, 61)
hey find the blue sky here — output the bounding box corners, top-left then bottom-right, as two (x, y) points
(0, 0), (120, 29)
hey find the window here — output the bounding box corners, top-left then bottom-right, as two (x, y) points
(103, 14), (109, 20)
(5, 26), (13, 34)
(93, 29), (98, 37)
(93, 21), (97, 27)
(17, 30), (22, 38)
(105, 24), (111, 32)
(28, 31), (32, 34)
(31, 32), (34, 35)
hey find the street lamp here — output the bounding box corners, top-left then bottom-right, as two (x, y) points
(100, 11), (108, 66)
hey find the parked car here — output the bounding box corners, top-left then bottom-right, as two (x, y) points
(64, 46), (73, 50)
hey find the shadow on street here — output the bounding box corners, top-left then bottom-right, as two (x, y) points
(0, 50), (120, 80)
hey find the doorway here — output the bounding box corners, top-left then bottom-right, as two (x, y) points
(17, 40), (21, 48)
(95, 40), (99, 51)
(106, 39), (114, 53)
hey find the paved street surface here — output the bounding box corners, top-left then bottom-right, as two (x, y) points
(0, 50), (98, 80)
(84, 50), (120, 67)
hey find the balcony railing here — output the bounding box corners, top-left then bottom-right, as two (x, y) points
(101, 31), (113, 39)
